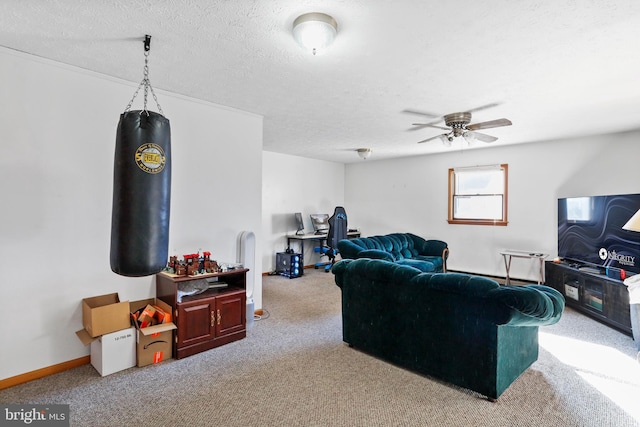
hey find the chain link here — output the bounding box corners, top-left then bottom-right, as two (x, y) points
(124, 46), (164, 116)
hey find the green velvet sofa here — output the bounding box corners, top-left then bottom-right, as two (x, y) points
(332, 258), (565, 400)
(337, 232), (449, 272)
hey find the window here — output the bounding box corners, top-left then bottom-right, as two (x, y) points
(448, 164), (508, 226)
(565, 197), (593, 223)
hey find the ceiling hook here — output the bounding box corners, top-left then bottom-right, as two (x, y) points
(144, 35), (151, 52)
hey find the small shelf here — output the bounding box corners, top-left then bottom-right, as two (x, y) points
(178, 285), (243, 303)
(583, 280), (604, 312)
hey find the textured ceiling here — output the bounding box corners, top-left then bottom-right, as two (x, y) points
(1, 0), (639, 163)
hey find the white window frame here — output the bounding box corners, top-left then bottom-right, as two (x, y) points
(448, 164), (508, 226)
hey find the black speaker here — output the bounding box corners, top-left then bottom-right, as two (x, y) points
(276, 252), (303, 278)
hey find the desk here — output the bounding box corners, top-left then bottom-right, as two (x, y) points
(500, 250), (548, 285)
(286, 231), (361, 267)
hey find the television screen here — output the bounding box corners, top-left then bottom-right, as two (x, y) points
(558, 193), (640, 274)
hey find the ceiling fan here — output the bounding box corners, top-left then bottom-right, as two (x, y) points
(404, 104), (512, 146)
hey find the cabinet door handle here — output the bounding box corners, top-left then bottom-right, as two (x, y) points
(211, 311), (215, 327)
(217, 309), (221, 326)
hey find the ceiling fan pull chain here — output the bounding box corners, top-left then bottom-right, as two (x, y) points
(124, 35), (164, 116)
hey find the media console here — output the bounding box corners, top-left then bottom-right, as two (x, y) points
(545, 261), (632, 336)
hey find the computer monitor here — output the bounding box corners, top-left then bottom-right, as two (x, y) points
(294, 212), (304, 235)
(310, 214), (330, 234)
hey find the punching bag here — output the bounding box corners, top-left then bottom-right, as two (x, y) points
(110, 110), (171, 276)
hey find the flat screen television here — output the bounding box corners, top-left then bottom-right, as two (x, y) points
(558, 193), (640, 274)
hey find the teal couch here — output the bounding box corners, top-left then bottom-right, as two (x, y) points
(337, 233), (449, 272)
(332, 258), (564, 400)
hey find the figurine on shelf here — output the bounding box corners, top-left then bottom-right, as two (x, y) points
(203, 251), (220, 273)
(165, 250), (219, 276)
(167, 255), (178, 274)
(176, 263), (187, 276)
(185, 254), (199, 276)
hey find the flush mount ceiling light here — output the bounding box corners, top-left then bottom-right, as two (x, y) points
(357, 148), (372, 160)
(292, 12), (338, 55)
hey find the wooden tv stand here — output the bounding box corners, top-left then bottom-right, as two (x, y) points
(156, 269), (248, 359)
(545, 261), (632, 336)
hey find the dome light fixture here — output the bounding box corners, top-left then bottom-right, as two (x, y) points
(292, 12), (338, 55)
(357, 148), (372, 160)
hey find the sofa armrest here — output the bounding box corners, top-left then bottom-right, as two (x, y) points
(487, 285), (565, 326)
(424, 240), (449, 258)
(331, 259), (353, 289)
(408, 234), (448, 258)
(442, 247), (449, 272)
(336, 239), (362, 260)
(528, 285), (566, 320)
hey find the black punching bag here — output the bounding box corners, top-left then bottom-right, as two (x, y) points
(110, 110), (171, 276)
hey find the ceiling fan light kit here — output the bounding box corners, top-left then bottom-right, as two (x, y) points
(292, 12), (337, 55)
(438, 134), (452, 146)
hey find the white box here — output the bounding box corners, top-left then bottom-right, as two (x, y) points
(564, 284), (579, 301)
(90, 327), (136, 376)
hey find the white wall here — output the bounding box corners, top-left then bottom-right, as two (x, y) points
(345, 130), (640, 281)
(261, 152), (344, 272)
(0, 47), (263, 381)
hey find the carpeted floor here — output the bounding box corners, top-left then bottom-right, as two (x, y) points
(1, 269), (640, 426)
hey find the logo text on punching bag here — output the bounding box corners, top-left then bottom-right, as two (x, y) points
(135, 143), (166, 174)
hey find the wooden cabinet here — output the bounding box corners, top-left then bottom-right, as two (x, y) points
(156, 269), (248, 359)
(545, 261), (631, 336)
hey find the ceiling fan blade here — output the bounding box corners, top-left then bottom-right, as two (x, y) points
(409, 122), (450, 131)
(466, 118), (512, 131)
(465, 102), (500, 113)
(402, 109), (440, 118)
(464, 131), (498, 143)
(417, 134), (447, 144)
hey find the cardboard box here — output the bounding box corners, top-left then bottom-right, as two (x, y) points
(76, 293), (130, 343)
(130, 298), (177, 367)
(136, 305), (157, 328)
(90, 327), (136, 376)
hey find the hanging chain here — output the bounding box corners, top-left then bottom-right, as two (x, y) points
(124, 38), (164, 116)
(142, 51), (149, 111)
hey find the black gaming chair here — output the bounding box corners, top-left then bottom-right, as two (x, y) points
(314, 206), (348, 272)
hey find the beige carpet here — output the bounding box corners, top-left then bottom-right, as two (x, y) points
(1, 269), (639, 426)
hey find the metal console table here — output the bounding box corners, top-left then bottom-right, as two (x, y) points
(500, 250), (548, 285)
